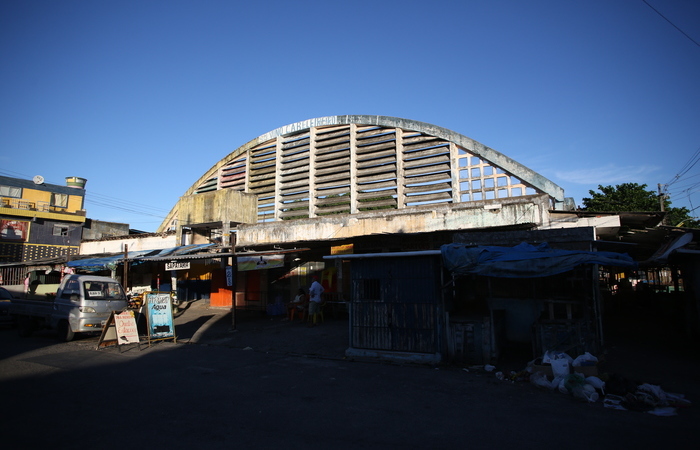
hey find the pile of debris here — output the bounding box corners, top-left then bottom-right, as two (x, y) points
(488, 351), (692, 416)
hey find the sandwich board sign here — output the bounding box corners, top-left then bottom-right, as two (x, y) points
(145, 292), (177, 345)
(114, 310), (139, 346)
(97, 309), (140, 351)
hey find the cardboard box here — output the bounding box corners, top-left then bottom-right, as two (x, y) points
(531, 364), (553, 377)
(573, 364), (598, 377)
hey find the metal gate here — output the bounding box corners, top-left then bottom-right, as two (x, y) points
(350, 255), (441, 355)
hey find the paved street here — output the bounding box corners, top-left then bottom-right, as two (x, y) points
(1, 301), (698, 449)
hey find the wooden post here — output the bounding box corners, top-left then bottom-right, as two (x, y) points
(230, 231), (237, 331)
(123, 244), (129, 290)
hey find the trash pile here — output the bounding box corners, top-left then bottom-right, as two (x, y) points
(491, 350), (691, 416)
(526, 351), (604, 402)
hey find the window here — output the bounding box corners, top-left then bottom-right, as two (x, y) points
(0, 185), (22, 198)
(60, 279), (80, 300)
(51, 193), (68, 208)
(53, 225), (69, 236)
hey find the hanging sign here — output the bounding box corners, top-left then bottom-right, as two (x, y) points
(165, 261), (190, 271)
(237, 255), (284, 271)
(226, 265), (234, 286)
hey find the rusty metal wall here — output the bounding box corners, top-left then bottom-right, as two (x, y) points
(350, 255), (441, 354)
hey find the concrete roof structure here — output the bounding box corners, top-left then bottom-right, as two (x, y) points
(158, 116), (574, 248)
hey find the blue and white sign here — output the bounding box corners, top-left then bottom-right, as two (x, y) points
(146, 293), (175, 339)
(226, 265), (233, 286)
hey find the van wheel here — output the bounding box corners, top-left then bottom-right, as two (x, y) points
(17, 316), (34, 337)
(56, 320), (75, 342)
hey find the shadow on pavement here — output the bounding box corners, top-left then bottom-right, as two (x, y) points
(173, 300), (350, 359)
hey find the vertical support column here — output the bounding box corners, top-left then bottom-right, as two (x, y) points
(309, 128), (318, 218)
(274, 137), (283, 221)
(175, 220), (183, 246)
(221, 221), (231, 248)
(396, 128), (405, 209)
(349, 124), (358, 214)
(449, 142), (460, 203)
(244, 144), (252, 193)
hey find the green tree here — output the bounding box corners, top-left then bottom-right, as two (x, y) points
(581, 183), (699, 228)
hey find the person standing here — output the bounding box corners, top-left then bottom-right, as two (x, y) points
(308, 275), (324, 325)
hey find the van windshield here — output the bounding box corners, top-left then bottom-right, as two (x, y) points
(83, 281), (126, 300)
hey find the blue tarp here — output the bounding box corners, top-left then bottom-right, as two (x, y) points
(67, 244), (215, 272)
(441, 241), (637, 278)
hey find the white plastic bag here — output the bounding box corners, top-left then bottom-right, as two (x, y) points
(551, 358), (570, 378)
(572, 352), (598, 367)
(530, 371), (551, 389)
(585, 376), (606, 394)
(542, 351), (573, 378)
(542, 351), (573, 365)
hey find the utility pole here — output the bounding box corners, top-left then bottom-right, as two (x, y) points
(658, 184), (666, 225)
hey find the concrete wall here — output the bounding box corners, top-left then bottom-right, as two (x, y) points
(80, 233), (177, 254)
(82, 219), (130, 241)
(178, 189), (257, 227)
(236, 195), (551, 247)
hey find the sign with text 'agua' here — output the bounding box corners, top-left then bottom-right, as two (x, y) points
(146, 293), (175, 341)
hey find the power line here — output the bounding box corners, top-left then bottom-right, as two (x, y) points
(642, 0), (700, 48)
(0, 168), (170, 218)
(86, 191), (171, 214)
(666, 147), (700, 187)
(85, 199), (168, 219)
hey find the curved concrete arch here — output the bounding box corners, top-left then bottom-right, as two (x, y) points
(158, 115), (566, 232)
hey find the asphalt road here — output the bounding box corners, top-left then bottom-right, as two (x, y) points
(0, 324), (697, 450)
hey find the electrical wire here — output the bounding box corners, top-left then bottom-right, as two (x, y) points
(665, 147), (700, 187)
(642, 0), (700, 48)
(0, 168), (170, 219)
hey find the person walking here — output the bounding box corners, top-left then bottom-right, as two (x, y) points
(307, 276), (324, 326)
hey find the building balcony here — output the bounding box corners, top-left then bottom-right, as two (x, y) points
(1, 197), (86, 218)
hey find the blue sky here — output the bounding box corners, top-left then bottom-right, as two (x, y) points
(1, 0), (698, 231)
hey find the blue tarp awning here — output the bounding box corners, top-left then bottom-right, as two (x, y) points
(441, 241), (637, 278)
(67, 244), (216, 272)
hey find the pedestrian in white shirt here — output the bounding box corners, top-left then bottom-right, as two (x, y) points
(308, 276), (324, 326)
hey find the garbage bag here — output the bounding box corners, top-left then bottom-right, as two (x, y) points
(585, 376), (606, 394)
(551, 358), (570, 378)
(563, 373), (586, 393)
(543, 351), (573, 378)
(530, 371), (552, 389)
(572, 352), (598, 367)
(542, 351), (573, 364)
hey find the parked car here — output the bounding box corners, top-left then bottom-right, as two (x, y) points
(0, 287), (17, 326)
(10, 275), (128, 341)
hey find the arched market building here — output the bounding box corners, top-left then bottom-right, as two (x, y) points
(94, 114), (649, 364)
(40, 114), (685, 364)
(154, 115), (583, 310)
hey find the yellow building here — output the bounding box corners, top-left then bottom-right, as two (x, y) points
(0, 175), (87, 263)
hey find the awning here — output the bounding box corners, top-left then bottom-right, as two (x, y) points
(67, 244), (217, 272)
(132, 244), (216, 261)
(441, 241), (637, 278)
(66, 250), (154, 272)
